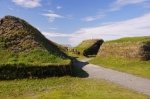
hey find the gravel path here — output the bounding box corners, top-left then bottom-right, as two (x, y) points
(74, 59), (150, 96)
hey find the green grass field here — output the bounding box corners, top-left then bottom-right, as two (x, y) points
(0, 77), (149, 99)
(90, 56), (150, 79)
(0, 16), (150, 98)
(0, 49), (71, 80)
(106, 36), (150, 43)
(90, 36), (150, 78)
(0, 49), (70, 66)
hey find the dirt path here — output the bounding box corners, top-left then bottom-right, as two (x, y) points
(73, 59), (150, 96)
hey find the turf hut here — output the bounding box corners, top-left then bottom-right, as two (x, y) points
(75, 39), (104, 57)
(0, 15), (71, 79)
(98, 37), (150, 60)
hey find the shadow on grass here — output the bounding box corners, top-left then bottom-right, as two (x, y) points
(71, 58), (89, 78)
(141, 42), (150, 60)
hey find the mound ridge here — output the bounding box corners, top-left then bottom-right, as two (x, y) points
(0, 15), (70, 65)
(75, 39), (104, 56)
(98, 37), (150, 60)
(0, 15), (72, 79)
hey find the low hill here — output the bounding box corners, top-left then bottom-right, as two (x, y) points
(75, 39), (104, 56)
(98, 36), (150, 60)
(0, 16), (71, 79)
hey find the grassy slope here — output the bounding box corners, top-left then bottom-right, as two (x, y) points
(0, 16), (70, 65)
(75, 39), (99, 53)
(90, 57), (150, 78)
(90, 36), (150, 78)
(0, 49), (70, 66)
(106, 36), (150, 43)
(0, 77), (149, 99)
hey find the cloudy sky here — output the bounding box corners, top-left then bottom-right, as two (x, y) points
(0, 0), (150, 46)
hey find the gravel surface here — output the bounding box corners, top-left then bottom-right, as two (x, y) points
(74, 59), (150, 96)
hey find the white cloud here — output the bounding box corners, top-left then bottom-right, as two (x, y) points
(143, 2), (150, 8)
(12, 0), (41, 8)
(56, 6), (62, 10)
(48, 10), (54, 13)
(41, 32), (72, 45)
(42, 10), (72, 22)
(8, 7), (14, 11)
(42, 32), (70, 37)
(41, 13), (150, 46)
(110, 0), (148, 11)
(82, 0), (148, 22)
(48, 28), (57, 30)
(42, 12), (63, 22)
(83, 14), (105, 22)
(70, 13), (150, 46)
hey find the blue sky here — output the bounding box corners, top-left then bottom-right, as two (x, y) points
(0, 0), (150, 46)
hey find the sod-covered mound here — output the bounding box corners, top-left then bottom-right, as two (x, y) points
(0, 15), (71, 79)
(75, 39), (104, 56)
(98, 36), (150, 60)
